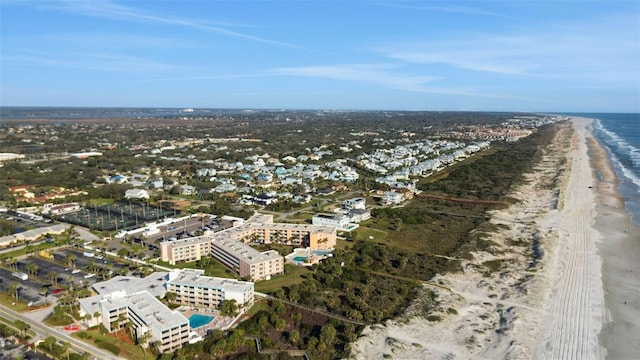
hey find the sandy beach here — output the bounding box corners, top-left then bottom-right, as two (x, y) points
(350, 118), (640, 359)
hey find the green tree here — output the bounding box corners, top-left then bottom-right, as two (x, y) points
(164, 291), (178, 303)
(43, 335), (56, 353)
(219, 299), (238, 317)
(319, 323), (337, 350)
(26, 263), (38, 277)
(288, 329), (300, 345)
(14, 319), (29, 338)
(61, 341), (71, 360)
(140, 329), (152, 355)
(65, 253), (76, 269)
(7, 282), (18, 300)
(46, 272), (58, 286)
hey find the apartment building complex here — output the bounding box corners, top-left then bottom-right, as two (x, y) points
(160, 213), (336, 280)
(211, 238), (283, 281)
(99, 290), (190, 353)
(166, 269), (254, 310)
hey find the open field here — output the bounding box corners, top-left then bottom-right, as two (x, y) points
(255, 265), (311, 293)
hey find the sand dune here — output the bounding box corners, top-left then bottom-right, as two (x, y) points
(349, 118), (640, 359)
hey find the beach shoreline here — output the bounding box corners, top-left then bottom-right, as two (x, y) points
(585, 120), (640, 359)
(349, 117), (639, 359)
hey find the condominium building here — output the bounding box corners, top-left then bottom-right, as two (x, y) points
(212, 237), (283, 281)
(160, 236), (211, 265)
(98, 290), (190, 353)
(160, 213), (336, 280)
(217, 213), (336, 249)
(166, 269), (254, 310)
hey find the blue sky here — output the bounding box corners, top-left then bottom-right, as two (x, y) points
(1, 0), (639, 112)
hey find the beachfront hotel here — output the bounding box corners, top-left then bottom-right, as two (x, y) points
(160, 213), (336, 280)
(166, 269), (254, 311)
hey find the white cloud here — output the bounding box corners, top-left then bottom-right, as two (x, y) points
(377, 2), (507, 18)
(271, 63), (525, 99)
(3, 49), (172, 73)
(375, 14), (639, 84)
(273, 63), (437, 91)
(40, 0), (303, 49)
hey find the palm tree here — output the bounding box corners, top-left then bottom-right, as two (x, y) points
(66, 276), (74, 293)
(43, 335), (56, 353)
(6, 256), (17, 271)
(8, 282), (19, 301)
(26, 263), (38, 277)
(140, 329), (151, 355)
(46, 273), (57, 286)
(84, 312), (93, 327)
(15, 320), (29, 338)
(61, 341), (71, 360)
(87, 259), (96, 273)
(117, 313), (127, 331)
(125, 320), (135, 342)
(68, 253), (77, 269)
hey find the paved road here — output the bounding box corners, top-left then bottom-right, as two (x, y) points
(0, 304), (125, 360)
(73, 226), (101, 242)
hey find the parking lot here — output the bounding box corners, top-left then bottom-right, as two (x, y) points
(53, 248), (127, 274)
(0, 267), (45, 306)
(1, 244), (148, 308)
(16, 256), (97, 290)
(147, 217), (231, 243)
(101, 216), (233, 260)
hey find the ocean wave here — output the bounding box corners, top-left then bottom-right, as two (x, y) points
(594, 119), (640, 168)
(601, 140), (640, 192)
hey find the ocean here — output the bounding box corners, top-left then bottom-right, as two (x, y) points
(578, 113), (640, 227)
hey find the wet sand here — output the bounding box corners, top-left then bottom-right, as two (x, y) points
(584, 119), (640, 359)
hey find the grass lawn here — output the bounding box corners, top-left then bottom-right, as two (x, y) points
(203, 263), (240, 278)
(0, 241), (61, 259)
(0, 293), (29, 312)
(255, 264), (311, 294)
(86, 198), (115, 206)
(155, 259), (241, 279)
(73, 328), (155, 360)
(0, 316), (36, 337)
(283, 212), (312, 223)
(334, 238), (351, 251)
(351, 226), (388, 242)
(247, 298), (270, 315)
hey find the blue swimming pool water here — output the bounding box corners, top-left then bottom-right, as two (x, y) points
(189, 314), (214, 328)
(292, 256), (307, 262)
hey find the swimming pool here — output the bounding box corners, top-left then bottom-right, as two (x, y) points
(189, 314), (214, 328)
(292, 256), (307, 262)
(313, 249), (333, 256)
